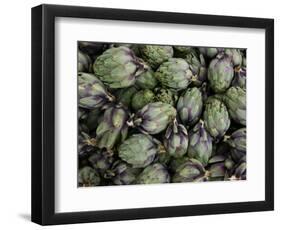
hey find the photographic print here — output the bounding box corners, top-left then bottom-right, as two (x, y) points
(77, 42), (246, 187)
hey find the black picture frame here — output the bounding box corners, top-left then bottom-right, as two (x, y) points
(31, 4), (274, 225)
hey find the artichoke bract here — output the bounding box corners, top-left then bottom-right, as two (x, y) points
(177, 87), (203, 126)
(227, 128), (246, 162)
(78, 50), (92, 72)
(164, 120), (189, 158)
(224, 49), (242, 67)
(78, 72), (114, 109)
(136, 163), (170, 184)
(135, 68), (158, 90)
(172, 159), (206, 182)
(78, 166), (100, 186)
(232, 67), (246, 89)
(93, 46), (146, 88)
(198, 47), (224, 59)
(188, 120), (212, 166)
(223, 86), (246, 125)
(96, 104), (129, 150)
(155, 58), (193, 90)
(203, 98), (231, 139)
(139, 45), (174, 69)
(131, 89), (155, 111)
(208, 54), (234, 93)
(118, 134), (157, 168)
(133, 102), (177, 134)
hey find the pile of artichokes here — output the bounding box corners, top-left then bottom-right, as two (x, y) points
(78, 42), (246, 187)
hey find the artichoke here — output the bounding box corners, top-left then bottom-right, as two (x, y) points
(133, 102), (177, 134)
(154, 88), (177, 106)
(223, 86), (246, 125)
(135, 68), (158, 90)
(225, 48), (242, 67)
(118, 134), (157, 168)
(116, 86), (138, 107)
(203, 98), (231, 139)
(208, 54), (234, 93)
(78, 166), (100, 186)
(78, 50), (91, 72)
(172, 159), (206, 182)
(139, 45), (173, 69)
(232, 67), (246, 89)
(93, 46), (146, 88)
(78, 41), (107, 59)
(198, 47), (224, 59)
(188, 120), (212, 166)
(78, 72), (114, 109)
(85, 108), (102, 132)
(136, 163), (170, 184)
(88, 149), (114, 175)
(173, 46), (197, 58)
(226, 128), (246, 162)
(131, 89), (155, 111)
(96, 104), (128, 150)
(177, 87), (203, 126)
(163, 120), (189, 158)
(231, 156), (246, 180)
(106, 161), (141, 185)
(155, 58), (193, 90)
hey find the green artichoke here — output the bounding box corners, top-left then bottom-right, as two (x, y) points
(96, 104), (128, 150)
(223, 86), (246, 125)
(225, 48), (242, 67)
(177, 87), (203, 126)
(78, 72), (114, 109)
(172, 159), (206, 182)
(155, 58), (193, 90)
(118, 134), (157, 168)
(188, 120), (212, 166)
(173, 46), (197, 58)
(78, 166), (100, 186)
(208, 54), (234, 93)
(163, 120), (189, 158)
(139, 45), (173, 69)
(203, 98), (231, 139)
(198, 47), (224, 58)
(154, 88), (177, 106)
(93, 46), (146, 88)
(133, 102), (177, 134)
(78, 50), (92, 72)
(135, 68), (158, 90)
(136, 163), (170, 184)
(106, 160), (141, 185)
(85, 108), (102, 132)
(116, 86), (138, 107)
(131, 89), (155, 111)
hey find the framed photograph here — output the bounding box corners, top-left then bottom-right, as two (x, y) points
(31, 4), (274, 225)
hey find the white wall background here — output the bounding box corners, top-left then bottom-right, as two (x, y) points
(0, 0), (279, 228)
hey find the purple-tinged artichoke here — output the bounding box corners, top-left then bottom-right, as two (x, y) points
(78, 72), (114, 109)
(133, 102), (177, 134)
(131, 89), (155, 111)
(224, 48), (242, 67)
(135, 68), (158, 90)
(208, 54), (234, 93)
(198, 47), (224, 59)
(232, 67), (246, 89)
(177, 87), (203, 126)
(93, 46), (146, 88)
(155, 58), (193, 90)
(203, 98), (231, 139)
(139, 45), (174, 69)
(96, 104), (129, 150)
(88, 149), (114, 175)
(226, 128), (246, 162)
(188, 120), (212, 166)
(118, 134), (157, 168)
(230, 156), (246, 180)
(164, 120), (188, 158)
(223, 86), (246, 125)
(136, 163), (170, 184)
(172, 158), (206, 183)
(78, 41), (107, 60)
(78, 50), (92, 72)
(78, 166), (100, 186)
(106, 160), (141, 185)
